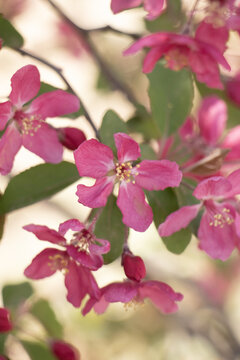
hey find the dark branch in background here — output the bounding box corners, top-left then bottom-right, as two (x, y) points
(45, 0), (139, 106)
(14, 47), (100, 140)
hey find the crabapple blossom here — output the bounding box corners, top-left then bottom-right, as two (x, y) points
(57, 127), (86, 151)
(82, 280), (183, 315)
(0, 308), (12, 333)
(124, 21), (230, 89)
(122, 247), (146, 282)
(111, 0), (166, 20)
(158, 170), (240, 260)
(0, 64), (80, 175)
(74, 132), (182, 232)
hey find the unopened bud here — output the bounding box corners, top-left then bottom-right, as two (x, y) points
(57, 127), (86, 151)
(0, 308), (12, 333)
(122, 251), (146, 282)
(50, 340), (80, 360)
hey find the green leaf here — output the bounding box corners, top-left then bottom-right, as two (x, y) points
(127, 105), (161, 140)
(93, 195), (125, 264)
(0, 162), (80, 215)
(2, 282), (34, 309)
(145, 0), (185, 33)
(146, 188), (191, 254)
(0, 194), (5, 240)
(21, 341), (56, 360)
(140, 143), (157, 160)
(99, 110), (128, 152)
(0, 15), (24, 48)
(0, 334), (7, 354)
(30, 299), (63, 338)
(148, 62), (194, 136)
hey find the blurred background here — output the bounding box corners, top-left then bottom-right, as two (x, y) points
(1, 0), (240, 359)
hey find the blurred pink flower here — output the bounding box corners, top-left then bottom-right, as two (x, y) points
(51, 340), (80, 360)
(57, 21), (89, 57)
(111, 0), (166, 20)
(0, 308), (12, 333)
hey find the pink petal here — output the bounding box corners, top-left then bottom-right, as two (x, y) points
(158, 204), (201, 237)
(198, 207), (237, 260)
(196, 21), (229, 53)
(144, 0), (165, 20)
(90, 238), (111, 254)
(198, 96), (227, 145)
(138, 280), (183, 313)
(135, 160), (182, 190)
(111, 0), (141, 13)
(222, 125), (240, 161)
(27, 90), (80, 119)
(114, 133), (141, 163)
(57, 127), (86, 151)
(142, 47), (166, 73)
(24, 248), (66, 279)
(74, 139), (114, 178)
(124, 33), (169, 55)
(0, 308), (12, 332)
(117, 182), (153, 232)
(179, 116), (195, 141)
(103, 282), (137, 303)
(193, 177), (232, 200)
(23, 224), (66, 245)
(22, 121), (63, 163)
(58, 219), (85, 236)
(66, 245), (103, 270)
(9, 65), (40, 108)
(51, 340), (80, 360)
(82, 295), (109, 316)
(224, 169), (240, 197)
(0, 124), (22, 175)
(0, 101), (13, 130)
(76, 177), (114, 208)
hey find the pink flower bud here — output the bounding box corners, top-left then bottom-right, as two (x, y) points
(57, 127), (86, 151)
(226, 73), (240, 106)
(0, 308), (12, 333)
(122, 251), (146, 282)
(51, 340), (80, 360)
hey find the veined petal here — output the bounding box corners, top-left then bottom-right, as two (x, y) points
(193, 177), (232, 200)
(23, 224), (66, 245)
(0, 101), (13, 130)
(24, 248), (66, 279)
(198, 96), (227, 145)
(9, 65), (40, 108)
(111, 0), (141, 13)
(22, 122), (63, 163)
(114, 132), (141, 163)
(66, 245), (103, 270)
(103, 282), (137, 303)
(0, 124), (22, 175)
(58, 219), (85, 236)
(196, 21), (229, 53)
(27, 90), (80, 119)
(74, 139), (114, 178)
(135, 160), (182, 190)
(124, 33), (169, 55)
(144, 0), (165, 20)
(117, 182), (153, 232)
(158, 204), (201, 237)
(90, 239), (111, 254)
(76, 177), (114, 208)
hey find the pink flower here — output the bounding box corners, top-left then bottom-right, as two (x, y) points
(74, 133), (182, 232)
(23, 219), (109, 307)
(82, 279), (183, 315)
(158, 170), (240, 260)
(0, 308), (12, 333)
(124, 21), (230, 89)
(57, 21), (89, 57)
(57, 127), (86, 151)
(0, 65), (80, 175)
(51, 340), (80, 360)
(206, 0), (240, 33)
(111, 0), (166, 20)
(1, 0), (27, 19)
(122, 247), (146, 282)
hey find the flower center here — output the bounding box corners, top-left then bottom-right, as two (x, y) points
(14, 111), (42, 136)
(165, 49), (189, 71)
(209, 207), (234, 228)
(48, 254), (69, 273)
(115, 162), (139, 184)
(70, 229), (93, 253)
(123, 298), (144, 311)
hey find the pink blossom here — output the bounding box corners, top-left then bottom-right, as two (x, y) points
(0, 308), (12, 333)
(57, 127), (86, 151)
(23, 219), (109, 307)
(82, 279), (183, 315)
(124, 21), (230, 89)
(74, 133), (182, 232)
(206, 0), (240, 33)
(158, 170), (240, 260)
(122, 248), (146, 282)
(57, 21), (89, 57)
(111, 0), (166, 20)
(51, 340), (80, 360)
(1, 0), (27, 19)
(0, 65), (80, 175)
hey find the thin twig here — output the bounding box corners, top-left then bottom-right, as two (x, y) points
(45, 0), (139, 106)
(14, 47), (100, 139)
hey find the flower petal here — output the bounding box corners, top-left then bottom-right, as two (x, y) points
(51, 340), (80, 360)
(117, 182), (153, 232)
(27, 90), (80, 119)
(9, 65), (40, 108)
(74, 139), (114, 178)
(196, 21), (229, 53)
(0, 124), (22, 175)
(158, 204), (201, 237)
(144, 0), (165, 20)
(0, 308), (12, 332)
(23, 224), (66, 245)
(76, 177), (114, 208)
(222, 125), (240, 161)
(24, 248), (66, 279)
(114, 132), (141, 163)
(111, 0), (141, 13)
(58, 219), (85, 236)
(135, 160), (182, 190)
(90, 238), (111, 254)
(198, 96), (227, 145)
(66, 245), (103, 270)
(142, 46), (166, 73)
(22, 122), (63, 163)
(0, 101), (13, 130)
(224, 169), (240, 197)
(103, 282), (137, 303)
(193, 177), (232, 200)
